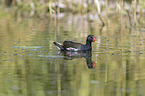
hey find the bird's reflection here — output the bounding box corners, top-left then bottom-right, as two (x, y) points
(57, 51), (96, 69)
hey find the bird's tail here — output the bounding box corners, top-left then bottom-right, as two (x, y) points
(53, 42), (63, 50)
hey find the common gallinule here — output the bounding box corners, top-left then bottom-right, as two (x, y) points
(53, 35), (96, 51)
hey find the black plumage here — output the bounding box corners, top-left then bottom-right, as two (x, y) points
(53, 35), (96, 51)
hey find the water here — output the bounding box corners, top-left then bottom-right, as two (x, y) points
(0, 11), (145, 96)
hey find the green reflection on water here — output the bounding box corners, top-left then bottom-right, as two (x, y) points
(0, 7), (145, 96)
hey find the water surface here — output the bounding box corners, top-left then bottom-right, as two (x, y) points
(0, 12), (145, 96)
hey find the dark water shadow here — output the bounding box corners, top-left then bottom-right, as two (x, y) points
(57, 51), (96, 69)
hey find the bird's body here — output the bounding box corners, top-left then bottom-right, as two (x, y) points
(53, 35), (96, 51)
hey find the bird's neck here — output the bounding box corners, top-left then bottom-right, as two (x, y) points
(85, 41), (92, 47)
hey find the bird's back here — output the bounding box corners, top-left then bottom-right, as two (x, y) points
(63, 41), (84, 51)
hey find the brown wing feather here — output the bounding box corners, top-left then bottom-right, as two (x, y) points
(63, 41), (84, 50)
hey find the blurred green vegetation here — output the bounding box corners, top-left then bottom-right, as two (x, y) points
(0, 0), (144, 15)
(0, 0), (144, 27)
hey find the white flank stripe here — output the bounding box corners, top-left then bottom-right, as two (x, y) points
(66, 47), (78, 51)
